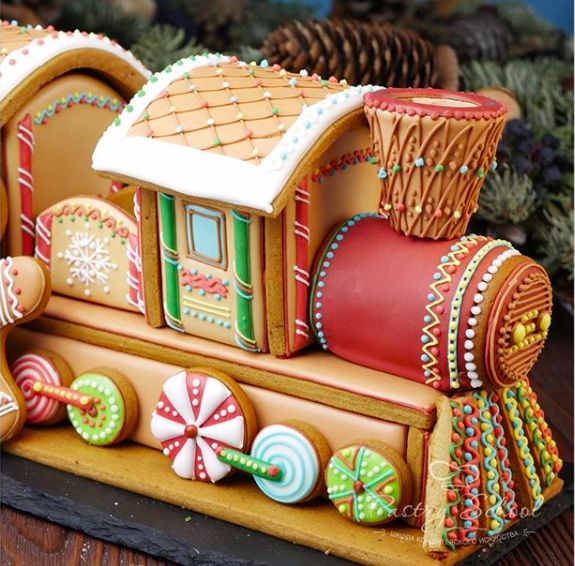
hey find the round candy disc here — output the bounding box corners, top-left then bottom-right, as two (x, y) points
(326, 442), (411, 525)
(250, 422), (325, 504)
(151, 369), (255, 482)
(68, 370), (130, 446)
(12, 351), (72, 425)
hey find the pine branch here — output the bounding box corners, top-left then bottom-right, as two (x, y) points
(55, 0), (146, 46)
(130, 24), (205, 72)
(477, 166), (536, 225)
(533, 200), (574, 280)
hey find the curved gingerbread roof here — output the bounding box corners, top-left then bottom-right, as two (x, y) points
(93, 54), (380, 216)
(0, 20), (150, 125)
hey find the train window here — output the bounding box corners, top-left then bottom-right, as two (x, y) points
(185, 204), (227, 269)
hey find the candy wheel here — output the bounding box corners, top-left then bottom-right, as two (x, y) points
(68, 367), (138, 446)
(11, 350), (73, 425)
(247, 420), (331, 504)
(326, 440), (412, 526)
(150, 368), (257, 482)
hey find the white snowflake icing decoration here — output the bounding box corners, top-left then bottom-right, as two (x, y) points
(57, 230), (118, 296)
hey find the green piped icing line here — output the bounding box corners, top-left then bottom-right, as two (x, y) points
(514, 381), (555, 486)
(474, 393), (505, 535)
(447, 240), (512, 388)
(158, 193), (183, 331)
(232, 210), (257, 352)
(501, 387), (544, 510)
(34, 92), (124, 125)
(443, 401), (464, 550)
(217, 447), (283, 481)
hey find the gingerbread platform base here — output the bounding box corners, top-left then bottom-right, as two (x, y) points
(2, 426), (564, 566)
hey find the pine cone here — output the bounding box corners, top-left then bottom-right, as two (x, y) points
(441, 14), (512, 62)
(261, 19), (438, 88)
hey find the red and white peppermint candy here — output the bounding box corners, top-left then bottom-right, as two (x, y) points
(151, 370), (246, 482)
(12, 352), (62, 424)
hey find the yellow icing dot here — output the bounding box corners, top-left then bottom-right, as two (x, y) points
(489, 494), (497, 505)
(538, 312), (551, 331)
(490, 520), (500, 530)
(482, 411), (490, 420)
(480, 423), (490, 432)
(487, 470), (495, 480)
(486, 434), (494, 443)
(484, 446), (492, 456)
(384, 485), (393, 495)
(513, 323), (526, 345)
(414, 205), (422, 214)
(453, 210), (461, 219)
(383, 204), (392, 211)
(490, 459), (497, 468)
(493, 483), (500, 493)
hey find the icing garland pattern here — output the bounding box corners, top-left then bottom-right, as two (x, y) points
(32, 92), (124, 126)
(310, 147), (376, 184)
(150, 370), (247, 482)
(458, 400), (482, 542)
(0, 257), (24, 326)
(500, 387), (544, 510)
(326, 444), (402, 525)
(180, 269), (229, 299)
(485, 391), (518, 521)
(12, 352), (63, 424)
(421, 235), (484, 389)
(250, 423), (321, 504)
(443, 401), (464, 548)
(513, 379), (562, 487)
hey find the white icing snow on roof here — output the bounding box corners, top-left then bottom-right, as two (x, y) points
(0, 25), (150, 104)
(92, 53), (382, 215)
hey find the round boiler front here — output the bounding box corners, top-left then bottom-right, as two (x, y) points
(309, 215), (552, 392)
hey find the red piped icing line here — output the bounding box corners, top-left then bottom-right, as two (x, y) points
(17, 113), (34, 255)
(364, 88), (507, 120)
(35, 211), (54, 267)
(293, 176), (310, 349)
(179, 270), (229, 298)
(458, 398), (482, 543)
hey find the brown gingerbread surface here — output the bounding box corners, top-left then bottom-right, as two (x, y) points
(127, 61), (346, 163)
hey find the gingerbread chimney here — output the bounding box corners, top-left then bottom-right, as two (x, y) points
(364, 88), (507, 239)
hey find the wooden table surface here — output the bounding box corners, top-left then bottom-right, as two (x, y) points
(1, 306), (573, 566)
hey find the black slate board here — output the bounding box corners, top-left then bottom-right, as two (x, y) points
(1, 453), (572, 566)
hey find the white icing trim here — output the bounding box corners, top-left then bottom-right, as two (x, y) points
(92, 53), (382, 214)
(0, 26), (150, 104)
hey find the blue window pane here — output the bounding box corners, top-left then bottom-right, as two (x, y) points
(192, 214), (219, 260)
(185, 204), (226, 267)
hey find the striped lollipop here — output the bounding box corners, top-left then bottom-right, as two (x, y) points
(11, 351), (72, 425)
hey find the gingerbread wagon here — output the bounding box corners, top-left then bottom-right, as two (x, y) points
(0, 24), (564, 565)
(0, 20), (149, 257)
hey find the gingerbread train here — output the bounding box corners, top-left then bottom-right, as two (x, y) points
(0, 21), (564, 563)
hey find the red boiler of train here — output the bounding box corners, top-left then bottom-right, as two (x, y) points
(309, 214), (552, 392)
